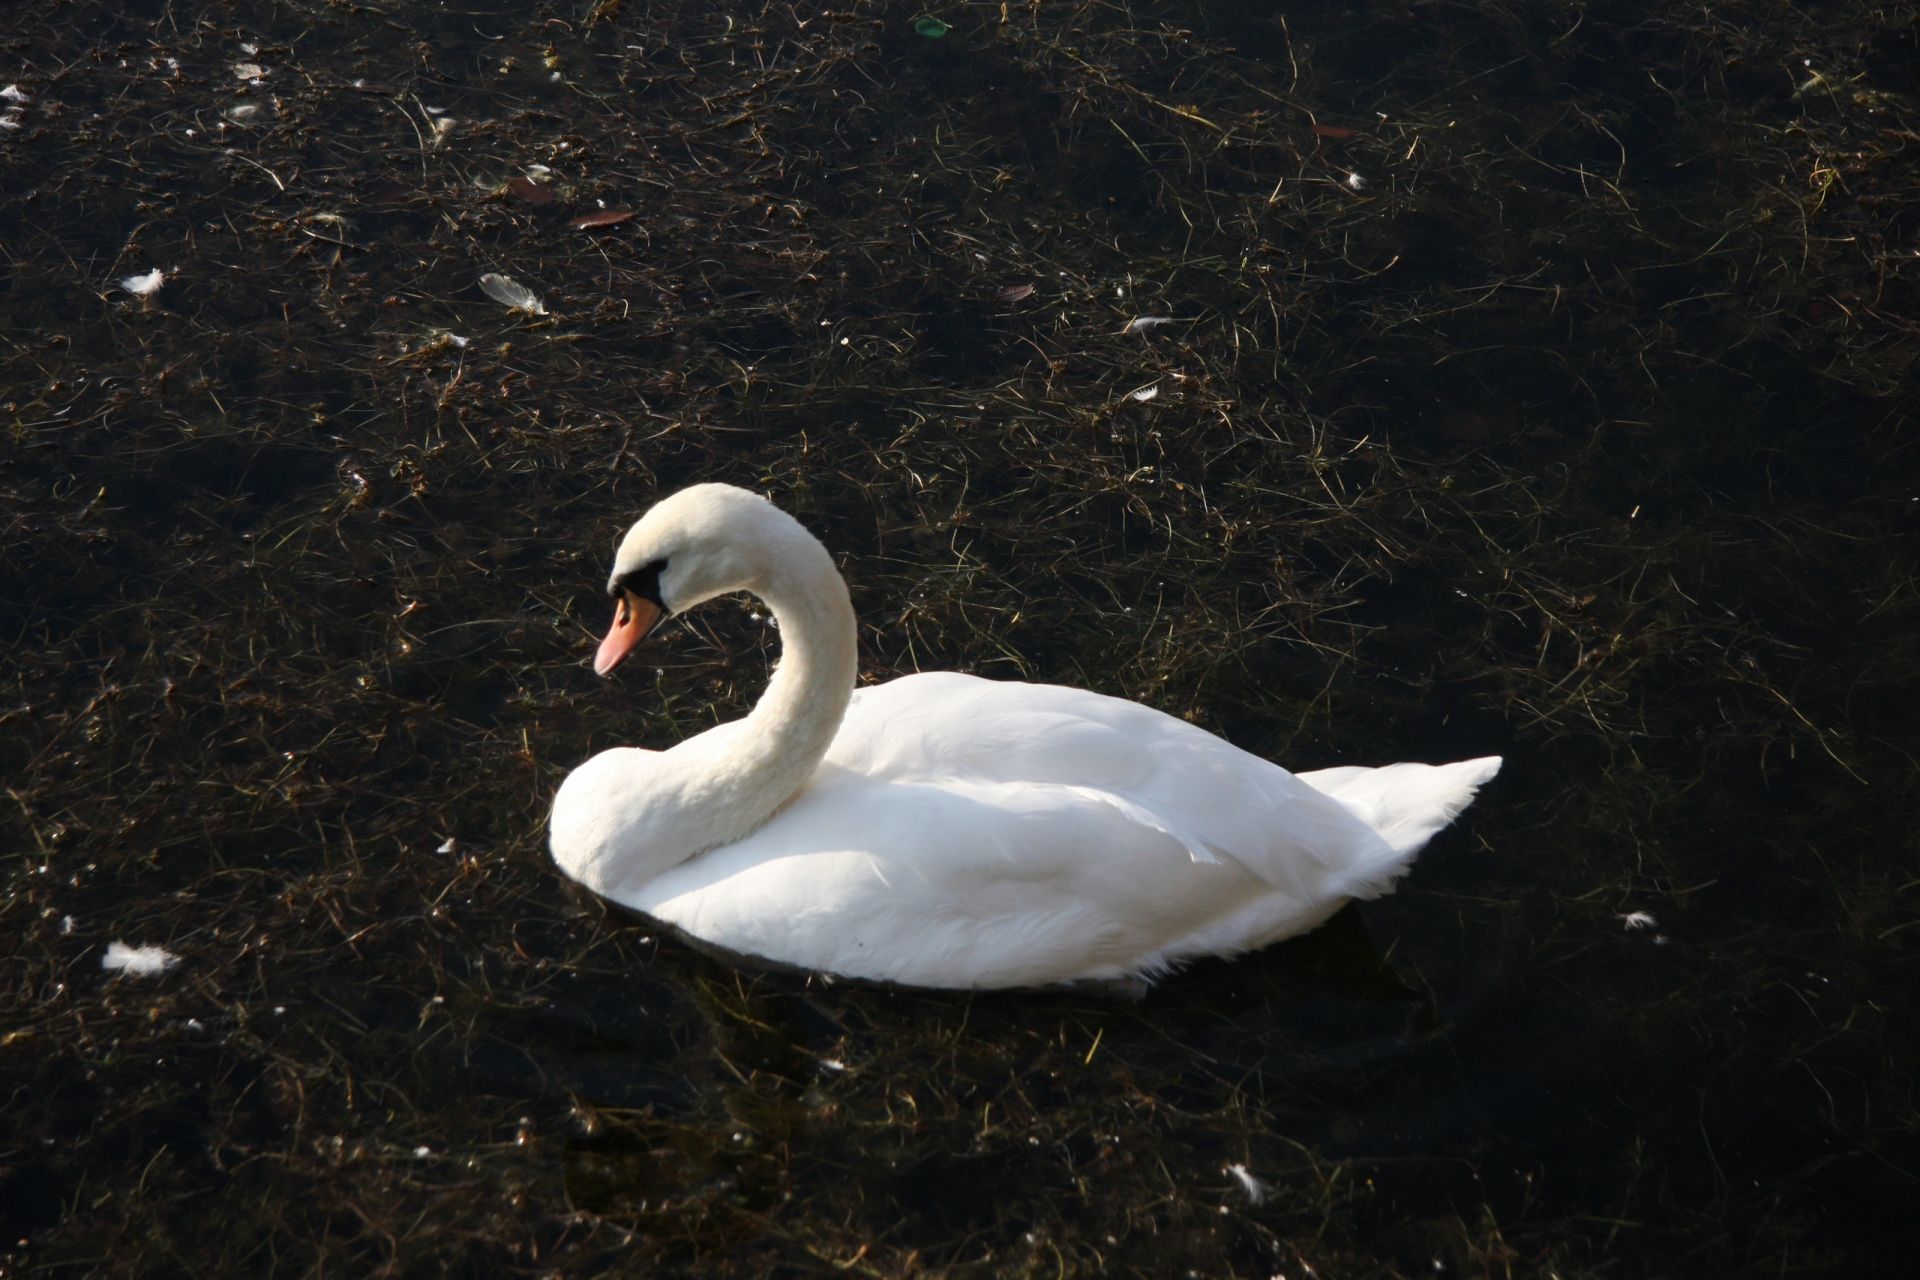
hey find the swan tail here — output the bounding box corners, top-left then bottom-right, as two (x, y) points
(1296, 755), (1503, 893)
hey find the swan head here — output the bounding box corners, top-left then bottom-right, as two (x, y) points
(593, 483), (808, 676)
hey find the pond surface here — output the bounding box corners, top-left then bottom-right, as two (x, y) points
(2, 1), (1915, 1275)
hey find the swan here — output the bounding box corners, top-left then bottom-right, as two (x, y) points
(549, 484), (1501, 989)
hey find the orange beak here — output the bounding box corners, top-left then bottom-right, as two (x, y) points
(594, 592), (662, 676)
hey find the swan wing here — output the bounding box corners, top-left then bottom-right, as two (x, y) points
(616, 674), (1496, 987)
(629, 764), (1293, 987)
(826, 672), (1402, 898)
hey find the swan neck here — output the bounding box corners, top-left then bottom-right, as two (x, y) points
(737, 559), (857, 801)
(549, 498), (859, 902)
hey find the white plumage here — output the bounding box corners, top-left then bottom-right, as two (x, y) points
(550, 484), (1500, 989)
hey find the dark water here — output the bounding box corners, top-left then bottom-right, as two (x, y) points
(2, 1), (1915, 1275)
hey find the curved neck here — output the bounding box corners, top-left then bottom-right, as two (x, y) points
(549, 498), (861, 901)
(710, 559), (858, 833)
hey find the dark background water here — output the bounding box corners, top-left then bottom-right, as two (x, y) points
(2, 1), (1915, 1275)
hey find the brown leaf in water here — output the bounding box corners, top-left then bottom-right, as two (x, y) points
(571, 209), (636, 230)
(506, 177), (555, 204)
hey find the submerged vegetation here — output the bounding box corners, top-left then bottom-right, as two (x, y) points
(2, 0), (1916, 1275)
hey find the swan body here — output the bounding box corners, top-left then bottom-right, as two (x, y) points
(550, 484), (1501, 989)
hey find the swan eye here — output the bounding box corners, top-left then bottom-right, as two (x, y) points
(611, 557), (669, 614)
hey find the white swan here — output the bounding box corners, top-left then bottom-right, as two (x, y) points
(550, 484), (1501, 990)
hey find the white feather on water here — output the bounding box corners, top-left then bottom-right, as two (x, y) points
(102, 941), (179, 977)
(1225, 1163), (1267, 1205)
(478, 272), (547, 315)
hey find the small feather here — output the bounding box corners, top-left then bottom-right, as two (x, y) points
(1225, 1163), (1267, 1204)
(478, 272), (547, 315)
(102, 941), (179, 977)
